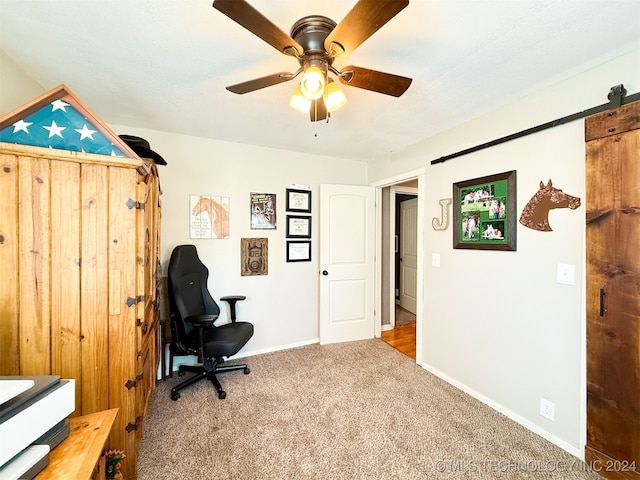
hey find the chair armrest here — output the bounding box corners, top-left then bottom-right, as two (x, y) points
(220, 296), (246, 322)
(184, 314), (217, 329)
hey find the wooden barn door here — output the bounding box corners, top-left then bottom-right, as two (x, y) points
(585, 100), (640, 479)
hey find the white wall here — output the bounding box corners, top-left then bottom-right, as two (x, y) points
(109, 126), (368, 356)
(0, 49), (44, 115)
(368, 49), (640, 456)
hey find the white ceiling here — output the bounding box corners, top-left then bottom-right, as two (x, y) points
(1, 0), (639, 162)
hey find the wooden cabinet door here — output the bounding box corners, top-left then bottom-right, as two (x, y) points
(585, 101), (640, 479)
(107, 165), (140, 480)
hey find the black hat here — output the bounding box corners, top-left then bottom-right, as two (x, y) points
(119, 135), (167, 165)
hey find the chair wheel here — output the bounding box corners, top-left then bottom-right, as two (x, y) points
(244, 367), (250, 375)
(171, 392), (180, 401)
(178, 370), (186, 377)
(218, 391), (227, 400)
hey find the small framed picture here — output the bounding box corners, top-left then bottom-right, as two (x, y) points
(250, 192), (276, 230)
(286, 188), (311, 213)
(286, 215), (311, 238)
(286, 241), (311, 262)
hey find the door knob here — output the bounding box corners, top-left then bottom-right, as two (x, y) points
(322, 270), (328, 276)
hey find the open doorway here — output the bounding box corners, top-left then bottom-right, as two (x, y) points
(376, 177), (420, 360)
(390, 192), (418, 359)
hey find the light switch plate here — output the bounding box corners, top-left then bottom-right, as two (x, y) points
(556, 263), (575, 285)
(432, 253), (440, 268)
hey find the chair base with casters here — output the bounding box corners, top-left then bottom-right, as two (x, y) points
(170, 357), (250, 401)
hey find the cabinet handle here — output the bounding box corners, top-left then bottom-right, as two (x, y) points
(599, 288), (606, 316)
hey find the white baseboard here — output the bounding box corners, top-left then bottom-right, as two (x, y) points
(159, 339), (321, 378)
(417, 360), (583, 460)
(230, 338), (320, 360)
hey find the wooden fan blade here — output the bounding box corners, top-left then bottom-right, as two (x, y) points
(226, 72), (295, 94)
(310, 97), (327, 122)
(324, 0), (409, 57)
(338, 66), (412, 97)
(213, 0), (303, 56)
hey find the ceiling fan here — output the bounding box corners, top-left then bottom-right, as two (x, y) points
(212, 0), (413, 122)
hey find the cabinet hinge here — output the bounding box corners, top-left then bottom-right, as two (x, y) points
(125, 416), (144, 433)
(126, 198), (145, 210)
(124, 373), (144, 390)
(126, 295), (145, 307)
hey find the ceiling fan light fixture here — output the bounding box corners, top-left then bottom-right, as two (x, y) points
(289, 85), (312, 113)
(324, 78), (347, 112)
(213, 1), (413, 120)
(300, 63), (326, 100)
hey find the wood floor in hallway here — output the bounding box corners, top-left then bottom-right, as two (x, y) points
(381, 322), (416, 360)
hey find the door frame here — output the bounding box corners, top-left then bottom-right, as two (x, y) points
(371, 168), (425, 363)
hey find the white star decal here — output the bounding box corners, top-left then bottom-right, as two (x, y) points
(12, 119), (32, 133)
(51, 99), (70, 112)
(75, 124), (97, 140)
(43, 120), (66, 138)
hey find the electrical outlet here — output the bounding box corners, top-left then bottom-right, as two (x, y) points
(540, 398), (555, 421)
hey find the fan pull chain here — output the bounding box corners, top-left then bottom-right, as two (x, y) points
(314, 100), (318, 137)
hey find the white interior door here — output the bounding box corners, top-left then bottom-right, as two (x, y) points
(319, 184), (375, 345)
(399, 197), (417, 314)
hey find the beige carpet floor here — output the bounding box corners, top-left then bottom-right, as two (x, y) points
(137, 339), (602, 479)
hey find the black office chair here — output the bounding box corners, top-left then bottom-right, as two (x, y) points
(167, 244), (253, 400)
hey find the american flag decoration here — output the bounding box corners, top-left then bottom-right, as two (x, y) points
(0, 84), (138, 159)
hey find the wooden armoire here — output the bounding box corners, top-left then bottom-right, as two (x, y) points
(585, 100), (639, 479)
(0, 86), (161, 479)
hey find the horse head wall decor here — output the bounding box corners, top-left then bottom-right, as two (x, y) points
(519, 179), (581, 231)
(192, 195), (230, 238)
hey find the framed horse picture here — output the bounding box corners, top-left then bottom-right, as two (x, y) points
(190, 195), (230, 239)
(453, 170), (517, 251)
